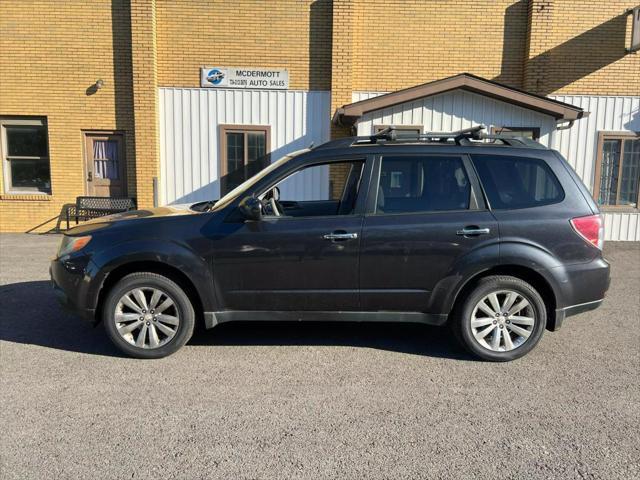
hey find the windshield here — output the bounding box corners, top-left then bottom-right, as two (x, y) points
(210, 149), (309, 211)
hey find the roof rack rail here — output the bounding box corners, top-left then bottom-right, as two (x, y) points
(363, 124), (487, 145)
(315, 124), (546, 150)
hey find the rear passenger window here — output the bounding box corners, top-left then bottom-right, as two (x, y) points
(376, 156), (470, 214)
(472, 155), (564, 210)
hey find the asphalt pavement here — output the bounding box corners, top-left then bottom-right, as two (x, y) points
(0, 233), (638, 479)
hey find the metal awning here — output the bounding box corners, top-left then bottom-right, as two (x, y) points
(333, 73), (588, 127)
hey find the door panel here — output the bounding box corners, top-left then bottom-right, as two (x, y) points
(84, 133), (126, 196)
(360, 211), (498, 312)
(210, 216), (363, 311)
(210, 155), (370, 313)
(359, 153), (497, 313)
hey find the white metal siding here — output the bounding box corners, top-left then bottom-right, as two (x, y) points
(353, 91), (640, 241)
(353, 90), (556, 147)
(550, 95), (640, 241)
(159, 88), (331, 204)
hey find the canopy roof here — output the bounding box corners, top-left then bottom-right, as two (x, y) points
(333, 73), (587, 126)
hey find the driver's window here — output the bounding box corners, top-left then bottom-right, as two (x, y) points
(263, 160), (365, 217)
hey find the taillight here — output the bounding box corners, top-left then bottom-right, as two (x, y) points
(570, 214), (604, 250)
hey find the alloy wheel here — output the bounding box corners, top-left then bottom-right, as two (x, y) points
(114, 287), (180, 349)
(470, 290), (536, 352)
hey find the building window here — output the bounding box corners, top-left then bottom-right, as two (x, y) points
(594, 133), (640, 209)
(491, 126), (540, 141)
(1, 117), (51, 193)
(219, 125), (270, 195)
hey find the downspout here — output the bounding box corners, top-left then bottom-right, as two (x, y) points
(556, 119), (574, 130)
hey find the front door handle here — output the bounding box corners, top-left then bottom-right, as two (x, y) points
(323, 232), (358, 241)
(456, 227), (491, 236)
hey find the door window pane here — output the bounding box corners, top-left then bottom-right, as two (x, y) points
(226, 132), (244, 173)
(270, 161), (364, 216)
(247, 131), (266, 162)
(221, 127), (270, 195)
(376, 156), (470, 213)
(93, 139), (119, 179)
(472, 155), (563, 209)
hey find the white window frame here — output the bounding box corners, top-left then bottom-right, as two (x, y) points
(0, 117), (51, 194)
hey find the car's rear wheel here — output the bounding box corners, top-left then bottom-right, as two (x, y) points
(452, 275), (546, 361)
(103, 272), (195, 359)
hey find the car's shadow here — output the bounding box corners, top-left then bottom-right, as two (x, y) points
(0, 281), (472, 360)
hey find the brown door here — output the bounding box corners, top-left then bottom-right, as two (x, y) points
(84, 132), (126, 196)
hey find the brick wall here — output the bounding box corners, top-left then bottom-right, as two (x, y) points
(155, 0), (333, 91)
(524, 0), (640, 95)
(349, 0), (530, 92)
(0, 0), (135, 232)
(347, 0), (638, 96)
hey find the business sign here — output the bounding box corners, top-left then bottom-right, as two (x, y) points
(200, 67), (289, 89)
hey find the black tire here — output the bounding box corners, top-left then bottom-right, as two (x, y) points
(452, 275), (547, 362)
(103, 272), (195, 359)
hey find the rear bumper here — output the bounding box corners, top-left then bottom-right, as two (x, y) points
(548, 255), (610, 330)
(553, 298), (603, 330)
(552, 256), (610, 307)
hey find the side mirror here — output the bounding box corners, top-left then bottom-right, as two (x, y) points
(238, 196), (262, 222)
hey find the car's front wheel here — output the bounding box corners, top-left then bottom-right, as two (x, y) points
(103, 272), (195, 359)
(452, 275), (547, 361)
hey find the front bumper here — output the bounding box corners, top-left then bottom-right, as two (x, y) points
(50, 256), (97, 323)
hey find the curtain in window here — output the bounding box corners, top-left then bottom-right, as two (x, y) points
(93, 140), (119, 179)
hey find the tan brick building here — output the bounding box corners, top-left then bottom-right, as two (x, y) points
(1, 0), (638, 238)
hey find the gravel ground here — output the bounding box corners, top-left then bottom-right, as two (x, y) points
(0, 233), (638, 480)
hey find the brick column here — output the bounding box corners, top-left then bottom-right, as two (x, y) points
(330, 0), (355, 140)
(328, 0), (356, 198)
(130, 0), (159, 208)
(524, 0), (555, 95)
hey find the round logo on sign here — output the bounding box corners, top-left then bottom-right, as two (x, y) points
(206, 69), (225, 85)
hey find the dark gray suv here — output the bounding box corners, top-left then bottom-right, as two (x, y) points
(51, 126), (610, 361)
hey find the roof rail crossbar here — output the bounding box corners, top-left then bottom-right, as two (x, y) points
(367, 124), (487, 145)
(350, 124), (543, 148)
(370, 126), (398, 142)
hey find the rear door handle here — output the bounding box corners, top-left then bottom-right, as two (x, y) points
(456, 227), (491, 236)
(323, 232), (358, 241)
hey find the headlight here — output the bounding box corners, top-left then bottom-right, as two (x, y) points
(58, 235), (92, 258)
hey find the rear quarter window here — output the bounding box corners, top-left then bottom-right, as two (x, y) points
(471, 154), (564, 210)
